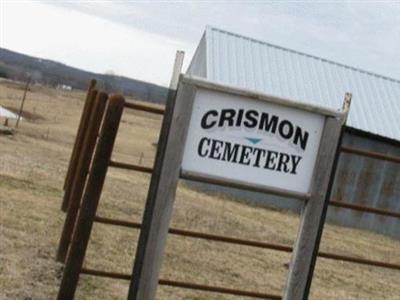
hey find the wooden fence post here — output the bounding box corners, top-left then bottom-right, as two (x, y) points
(56, 91), (107, 262)
(127, 51), (186, 300)
(57, 95), (125, 300)
(62, 79), (96, 211)
(15, 77), (30, 128)
(283, 94), (351, 299)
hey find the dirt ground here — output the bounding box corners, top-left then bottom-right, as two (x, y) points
(0, 79), (399, 300)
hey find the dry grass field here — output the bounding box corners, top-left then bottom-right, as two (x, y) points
(0, 79), (399, 300)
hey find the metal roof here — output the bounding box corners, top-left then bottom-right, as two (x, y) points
(187, 26), (400, 142)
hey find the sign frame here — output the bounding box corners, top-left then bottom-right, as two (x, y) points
(179, 76), (344, 200)
(127, 74), (350, 300)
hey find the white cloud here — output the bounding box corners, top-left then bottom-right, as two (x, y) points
(1, 1), (194, 86)
(1, 1), (399, 86)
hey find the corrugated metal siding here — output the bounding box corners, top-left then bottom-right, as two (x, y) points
(186, 33), (207, 78)
(185, 131), (400, 239)
(196, 26), (400, 142)
(328, 133), (400, 239)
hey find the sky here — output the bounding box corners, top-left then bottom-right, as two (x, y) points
(1, 1), (399, 87)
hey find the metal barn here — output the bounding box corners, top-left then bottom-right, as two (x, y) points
(186, 26), (400, 239)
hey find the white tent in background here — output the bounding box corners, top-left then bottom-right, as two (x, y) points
(0, 106), (20, 119)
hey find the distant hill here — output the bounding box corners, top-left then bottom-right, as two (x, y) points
(0, 48), (169, 104)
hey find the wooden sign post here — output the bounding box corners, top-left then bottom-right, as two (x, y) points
(128, 75), (350, 300)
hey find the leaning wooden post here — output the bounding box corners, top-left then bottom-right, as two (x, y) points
(63, 79), (96, 190)
(57, 95), (125, 300)
(56, 91), (108, 262)
(15, 77), (30, 128)
(62, 79), (96, 211)
(127, 51), (185, 300)
(283, 93), (352, 300)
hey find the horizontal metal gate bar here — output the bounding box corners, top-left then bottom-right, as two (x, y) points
(80, 267), (282, 299)
(124, 101), (165, 115)
(341, 146), (400, 164)
(329, 200), (400, 218)
(109, 160), (153, 174)
(93, 216), (400, 271)
(108, 161), (400, 219)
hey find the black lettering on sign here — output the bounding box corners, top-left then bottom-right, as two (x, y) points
(252, 148), (266, 167)
(209, 139), (224, 160)
(278, 120), (294, 139)
(259, 112), (278, 133)
(264, 150), (278, 170)
(218, 109), (236, 127)
(291, 155), (302, 174)
(201, 110), (218, 129)
(294, 127), (309, 151)
(235, 109), (244, 127)
(238, 145), (252, 165)
(196, 138), (303, 175)
(222, 142), (240, 163)
(199, 108), (310, 151)
(243, 110), (258, 128)
(197, 137), (211, 157)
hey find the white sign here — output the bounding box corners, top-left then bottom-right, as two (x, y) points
(182, 88), (325, 194)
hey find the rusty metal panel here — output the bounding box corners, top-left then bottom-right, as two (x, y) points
(328, 133), (400, 239)
(184, 131), (400, 239)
